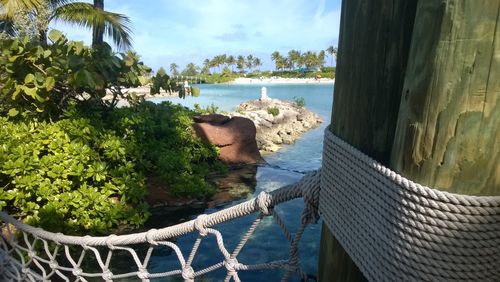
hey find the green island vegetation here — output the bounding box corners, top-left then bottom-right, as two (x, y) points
(293, 96), (306, 108)
(0, 0), (223, 234)
(168, 47), (338, 84)
(267, 106), (280, 117)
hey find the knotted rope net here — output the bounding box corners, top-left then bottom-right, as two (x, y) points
(0, 171), (321, 281)
(2, 126), (500, 281)
(320, 128), (500, 281)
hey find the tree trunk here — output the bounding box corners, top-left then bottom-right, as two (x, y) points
(318, 1), (418, 281)
(390, 0), (500, 195)
(92, 0), (104, 47)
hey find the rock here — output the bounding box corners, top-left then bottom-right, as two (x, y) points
(281, 134), (294, 145)
(265, 143), (280, 152)
(229, 98), (322, 154)
(193, 114), (230, 124)
(193, 115), (264, 165)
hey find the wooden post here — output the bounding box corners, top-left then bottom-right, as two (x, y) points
(318, 0), (418, 281)
(319, 0), (499, 281)
(390, 0), (500, 195)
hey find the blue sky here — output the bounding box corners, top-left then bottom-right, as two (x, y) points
(52, 0), (341, 71)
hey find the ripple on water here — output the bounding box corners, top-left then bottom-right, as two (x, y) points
(145, 84), (332, 280)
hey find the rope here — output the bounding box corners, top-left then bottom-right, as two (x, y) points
(319, 127), (500, 282)
(0, 171), (321, 281)
(2, 124), (499, 281)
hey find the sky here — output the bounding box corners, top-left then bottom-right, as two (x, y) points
(51, 0), (341, 72)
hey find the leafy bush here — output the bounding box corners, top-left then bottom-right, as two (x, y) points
(0, 117), (149, 234)
(267, 107), (280, 116)
(194, 103), (219, 114)
(293, 96), (306, 108)
(101, 102), (225, 198)
(0, 30), (151, 120)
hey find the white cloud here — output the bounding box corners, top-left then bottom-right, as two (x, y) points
(50, 0), (341, 71)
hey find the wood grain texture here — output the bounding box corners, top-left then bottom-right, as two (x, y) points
(318, 0), (418, 281)
(390, 0), (500, 196)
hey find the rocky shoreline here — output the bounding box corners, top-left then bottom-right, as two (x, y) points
(230, 94), (322, 153)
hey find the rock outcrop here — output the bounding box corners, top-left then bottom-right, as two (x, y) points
(192, 114), (264, 165)
(231, 98), (322, 153)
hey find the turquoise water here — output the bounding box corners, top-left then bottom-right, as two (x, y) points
(148, 83), (334, 281)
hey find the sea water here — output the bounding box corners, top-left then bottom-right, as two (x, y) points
(148, 83), (334, 281)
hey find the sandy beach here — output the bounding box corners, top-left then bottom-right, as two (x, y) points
(228, 77), (335, 84)
(103, 86), (179, 101)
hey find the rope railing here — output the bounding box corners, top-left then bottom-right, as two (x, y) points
(0, 171), (321, 281)
(2, 126), (500, 281)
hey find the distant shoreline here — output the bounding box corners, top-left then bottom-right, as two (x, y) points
(227, 77), (335, 85)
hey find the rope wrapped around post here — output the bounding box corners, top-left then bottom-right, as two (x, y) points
(319, 127), (500, 281)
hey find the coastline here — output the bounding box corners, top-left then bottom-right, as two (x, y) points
(227, 77), (335, 85)
(103, 86), (179, 101)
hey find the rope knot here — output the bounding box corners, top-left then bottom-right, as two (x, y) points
(256, 191), (272, 215)
(137, 267), (149, 279)
(194, 214), (208, 236)
(27, 249), (36, 258)
(102, 269), (113, 281)
(106, 234), (117, 250)
(182, 266), (195, 280)
(72, 267), (83, 277)
(145, 228), (158, 245)
(224, 258), (240, 276)
(49, 260), (58, 269)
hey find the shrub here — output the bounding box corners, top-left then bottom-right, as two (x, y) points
(194, 103), (219, 114)
(293, 96), (306, 108)
(267, 106), (280, 116)
(0, 30), (151, 120)
(0, 118), (149, 234)
(102, 102), (225, 198)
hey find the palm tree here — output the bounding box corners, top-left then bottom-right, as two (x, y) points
(318, 50), (326, 69)
(170, 63), (179, 76)
(226, 55), (235, 72)
(287, 50), (301, 70)
(271, 51), (285, 71)
(236, 55), (245, 73)
(181, 62), (199, 77)
(253, 57), (261, 72)
(326, 45), (338, 67)
(0, 0), (132, 49)
(246, 54), (254, 73)
(202, 58), (211, 74)
(91, 0), (103, 46)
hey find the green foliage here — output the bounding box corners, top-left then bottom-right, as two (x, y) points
(0, 31), (151, 120)
(191, 87), (200, 97)
(194, 103), (219, 114)
(267, 106), (280, 117)
(0, 117), (148, 234)
(149, 68), (201, 99)
(203, 72), (237, 84)
(293, 96), (306, 108)
(102, 102), (224, 198)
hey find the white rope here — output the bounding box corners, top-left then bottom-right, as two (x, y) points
(3, 125), (499, 281)
(0, 171), (321, 281)
(320, 127), (500, 281)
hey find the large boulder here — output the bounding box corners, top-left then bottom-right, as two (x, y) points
(193, 114), (264, 165)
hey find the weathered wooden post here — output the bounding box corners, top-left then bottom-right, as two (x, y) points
(390, 0), (499, 194)
(318, 0), (418, 280)
(319, 0), (499, 281)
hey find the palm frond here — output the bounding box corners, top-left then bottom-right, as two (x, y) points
(52, 2), (132, 50)
(0, 0), (43, 17)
